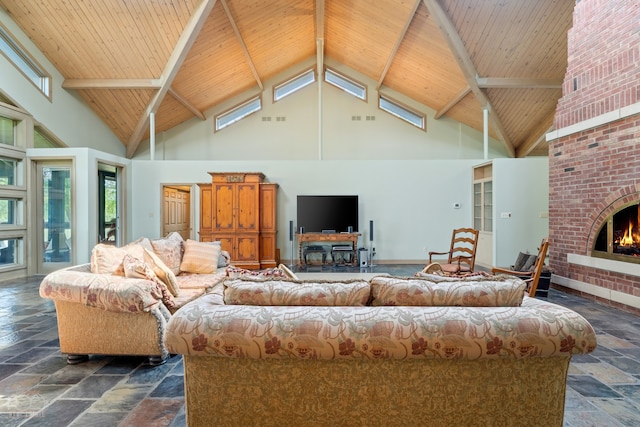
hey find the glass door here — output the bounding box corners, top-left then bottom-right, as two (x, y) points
(36, 161), (73, 274)
(98, 167), (119, 245)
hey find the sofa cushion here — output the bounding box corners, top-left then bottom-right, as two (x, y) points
(223, 277), (370, 306)
(90, 242), (146, 275)
(370, 275), (526, 307)
(180, 239), (221, 274)
(123, 254), (175, 309)
(143, 248), (180, 297)
(151, 232), (184, 275)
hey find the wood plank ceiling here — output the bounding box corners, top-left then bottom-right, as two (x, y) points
(0, 0), (574, 158)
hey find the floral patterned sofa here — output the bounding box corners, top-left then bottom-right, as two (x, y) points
(164, 274), (597, 426)
(39, 232), (242, 365)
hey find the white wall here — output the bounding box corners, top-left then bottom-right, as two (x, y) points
(134, 58), (510, 161)
(492, 158), (549, 267)
(0, 9), (124, 155)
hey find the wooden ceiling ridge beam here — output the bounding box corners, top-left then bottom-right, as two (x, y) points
(316, 0), (325, 75)
(221, 0), (263, 91)
(62, 79), (162, 89)
(168, 88), (206, 121)
(421, 0), (515, 157)
(435, 86), (470, 119)
(376, 0), (421, 90)
(516, 112), (555, 158)
(126, 0), (218, 158)
(476, 76), (563, 89)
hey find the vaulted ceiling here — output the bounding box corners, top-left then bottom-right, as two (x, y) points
(0, 0), (574, 158)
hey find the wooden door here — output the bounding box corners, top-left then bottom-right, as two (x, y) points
(162, 186), (191, 240)
(213, 183), (235, 232)
(236, 182), (259, 232)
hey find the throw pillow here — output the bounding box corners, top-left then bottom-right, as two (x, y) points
(223, 277), (370, 306)
(143, 248), (180, 297)
(210, 241), (231, 268)
(370, 276), (526, 307)
(522, 254), (537, 271)
(180, 239), (221, 274)
(151, 235), (183, 275)
(122, 254), (175, 309)
(278, 264), (299, 280)
(90, 242), (146, 275)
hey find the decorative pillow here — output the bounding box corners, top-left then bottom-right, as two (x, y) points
(151, 235), (183, 275)
(210, 241), (231, 268)
(278, 264), (299, 280)
(180, 239), (221, 274)
(122, 254), (175, 309)
(513, 252), (537, 271)
(90, 242), (146, 275)
(223, 277), (370, 306)
(370, 276), (526, 307)
(522, 254), (538, 271)
(143, 248), (180, 297)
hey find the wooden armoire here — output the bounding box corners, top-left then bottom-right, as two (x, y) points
(198, 172), (278, 269)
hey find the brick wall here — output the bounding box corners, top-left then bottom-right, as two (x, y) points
(550, 0), (640, 306)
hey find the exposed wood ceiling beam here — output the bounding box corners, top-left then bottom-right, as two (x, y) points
(516, 113), (555, 158)
(377, 0), (421, 90)
(422, 0), (515, 157)
(62, 79), (162, 89)
(221, 0), (262, 90)
(168, 88), (206, 121)
(316, 0), (325, 75)
(435, 86), (470, 119)
(126, 0), (217, 158)
(476, 77), (563, 89)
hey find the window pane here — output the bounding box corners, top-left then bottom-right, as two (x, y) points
(215, 97), (261, 131)
(379, 96), (425, 129)
(484, 181), (493, 232)
(0, 116), (15, 147)
(274, 69), (315, 102)
(34, 128), (58, 148)
(0, 158), (17, 185)
(43, 167), (71, 263)
(0, 25), (50, 96)
(0, 238), (19, 266)
(325, 69), (366, 100)
(0, 198), (21, 225)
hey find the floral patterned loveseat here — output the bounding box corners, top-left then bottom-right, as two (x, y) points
(39, 232), (236, 365)
(164, 274), (597, 426)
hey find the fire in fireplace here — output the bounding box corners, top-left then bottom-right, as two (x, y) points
(594, 203), (640, 261)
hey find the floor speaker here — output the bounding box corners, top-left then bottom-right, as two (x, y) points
(369, 220), (374, 241)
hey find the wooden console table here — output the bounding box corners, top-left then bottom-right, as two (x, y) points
(296, 233), (360, 267)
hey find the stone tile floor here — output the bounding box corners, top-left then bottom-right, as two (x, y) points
(0, 266), (639, 426)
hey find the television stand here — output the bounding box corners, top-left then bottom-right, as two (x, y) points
(296, 233), (360, 267)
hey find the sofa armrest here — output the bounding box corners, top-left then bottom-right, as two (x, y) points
(40, 265), (165, 314)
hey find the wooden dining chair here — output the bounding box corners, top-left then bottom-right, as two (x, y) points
(491, 237), (550, 297)
(428, 228), (480, 274)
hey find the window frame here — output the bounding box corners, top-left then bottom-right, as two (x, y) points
(324, 67), (367, 101)
(214, 95), (262, 132)
(0, 23), (51, 100)
(378, 94), (426, 131)
(273, 68), (316, 102)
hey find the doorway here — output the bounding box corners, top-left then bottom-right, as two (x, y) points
(98, 165), (120, 245)
(35, 160), (73, 275)
(162, 185), (191, 240)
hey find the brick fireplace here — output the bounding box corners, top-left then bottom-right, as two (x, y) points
(547, 0), (640, 313)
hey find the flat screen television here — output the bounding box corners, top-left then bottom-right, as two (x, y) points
(297, 195), (358, 233)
